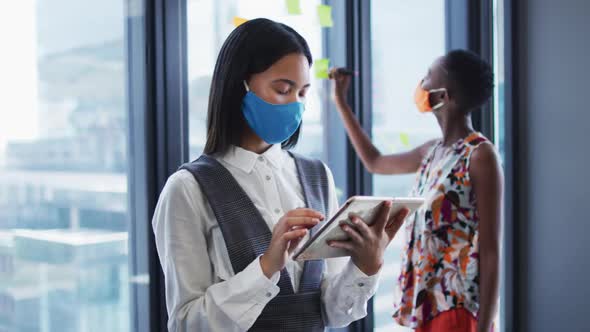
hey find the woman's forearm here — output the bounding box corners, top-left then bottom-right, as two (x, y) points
(478, 251), (499, 332)
(330, 69), (429, 175)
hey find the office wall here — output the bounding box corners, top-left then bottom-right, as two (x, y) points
(515, 0), (590, 330)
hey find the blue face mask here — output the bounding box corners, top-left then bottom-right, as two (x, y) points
(241, 81), (305, 144)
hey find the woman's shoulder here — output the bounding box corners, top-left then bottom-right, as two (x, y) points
(469, 141), (500, 168)
(465, 136), (502, 181)
(459, 133), (497, 162)
(169, 168), (198, 185)
(465, 132), (492, 147)
(160, 169), (202, 200)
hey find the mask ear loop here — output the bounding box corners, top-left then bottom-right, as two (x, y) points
(429, 88), (447, 110)
(243, 80), (250, 92)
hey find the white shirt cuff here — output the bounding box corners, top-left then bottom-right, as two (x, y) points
(227, 256), (281, 329)
(246, 255), (280, 304)
(344, 261), (381, 298)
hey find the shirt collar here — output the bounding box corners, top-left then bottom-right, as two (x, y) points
(220, 144), (287, 173)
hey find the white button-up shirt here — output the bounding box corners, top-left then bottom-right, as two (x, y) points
(152, 144), (381, 331)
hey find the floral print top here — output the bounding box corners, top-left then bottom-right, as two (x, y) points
(393, 132), (491, 328)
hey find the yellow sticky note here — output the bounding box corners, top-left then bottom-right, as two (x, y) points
(317, 5), (334, 27)
(399, 133), (410, 147)
(315, 58), (330, 79)
(233, 17), (248, 27)
(286, 0), (302, 15)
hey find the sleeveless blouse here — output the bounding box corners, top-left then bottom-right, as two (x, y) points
(394, 132), (492, 328)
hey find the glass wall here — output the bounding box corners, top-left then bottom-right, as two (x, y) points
(0, 1), (133, 331)
(369, 1), (445, 331)
(494, 0), (506, 161)
(493, 0), (506, 330)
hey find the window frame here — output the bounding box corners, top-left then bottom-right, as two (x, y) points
(499, 0), (517, 331)
(126, 0), (188, 331)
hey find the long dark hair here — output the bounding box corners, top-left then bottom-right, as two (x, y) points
(204, 18), (313, 155)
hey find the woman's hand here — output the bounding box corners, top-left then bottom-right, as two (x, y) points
(260, 208), (324, 278)
(329, 67), (352, 107)
(328, 201), (409, 276)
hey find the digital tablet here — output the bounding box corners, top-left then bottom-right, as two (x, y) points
(292, 196), (425, 261)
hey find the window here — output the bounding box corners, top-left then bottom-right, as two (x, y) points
(369, 1), (445, 331)
(493, 0), (506, 161)
(0, 1), (134, 331)
(187, 0), (329, 165)
(493, 0), (505, 330)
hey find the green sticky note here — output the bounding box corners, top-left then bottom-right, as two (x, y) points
(317, 4), (334, 27)
(400, 133), (410, 147)
(286, 0), (302, 15)
(315, 58), (330, 79)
